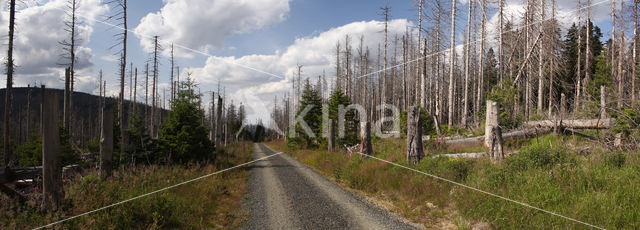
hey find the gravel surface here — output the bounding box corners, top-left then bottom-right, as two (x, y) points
(241, 143), (421, 230)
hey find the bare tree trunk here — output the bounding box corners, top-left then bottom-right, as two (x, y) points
(381, 7), (390, 109)
(477, 0), (487, 126)
(576, 0), (583, 113)
(463, 0), (472, 127)
(100, 104), (114, 179)
(448, 0), (457, 128)
(584, 0), (592, 104)
(152, 36), (159, 138)
(134, 68), (137, 111)
(537, 0), (546, 115)
(498, 0), (504, 86)
(617, 20), (625, 109)
(632, 0), (638, 103)
(418, 0), (425, 108)
(4, 0), (16, 172)
(328, 119), (335, 152)
(406, 106), (424, 164)
(360, 122), (372, 156)
(42, 88), (62, 210)
(64, 68), (71, 129)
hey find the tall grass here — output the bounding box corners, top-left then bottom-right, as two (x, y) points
(0, 142), (252, 229)
(269, 135), (640, 229)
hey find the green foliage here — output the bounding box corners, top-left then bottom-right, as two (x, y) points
(611, 104), (640, 138)
(127, 108), (160, 164)
(293, 80), (323, 147)
(486, 79), (523, 129)
(159, 79), (213, 163)
(16, 132), (42, 167)
(586, 54), (613, 99)
(561, 21), (604, 102)
(328, 89), (359, 145)
(506, 141), (575, 170)
(398, 107), (435, 136)
(59, 126), (79, 166)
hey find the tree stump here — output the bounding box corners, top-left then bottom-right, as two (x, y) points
(100, 105), (114, 179)
(328, 119), (335, 152)
(360, 122), (372, 157)
(42, 88), (62, 211)
(406, 106), (424, 164)
(484, 100), (504, 162)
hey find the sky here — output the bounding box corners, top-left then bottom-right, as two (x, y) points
(0, 0), (633, 124)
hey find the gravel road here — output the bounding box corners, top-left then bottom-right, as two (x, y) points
(241, 143), (420, 230)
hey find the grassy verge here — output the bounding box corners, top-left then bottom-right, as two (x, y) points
(0, 142), (253, 229)
(268, 135), (640, 229)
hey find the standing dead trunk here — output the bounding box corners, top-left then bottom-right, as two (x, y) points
(215, 96), (223, 148)
(406, 106), (424, 164)
(601, 86), (608, 118)
(462, 0), (472, 127)
(42, 88), (62, 210)
(64, 68), (70, 129)
(100, 104), (114, 178)
(328, 119), (335, 152)
(484, 100), (503, 162)
(4, 0), (16, 173)
(448, 0), (457, 127)
(360, 122), (372, 156)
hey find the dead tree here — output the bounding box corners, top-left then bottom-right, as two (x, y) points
(4, 0), (16, 173)
(360, 122), (372, 156)
(215, 96), (223, 147)
(100, 104), (114, 178)
(60, 0), (79, 133)
(633, 0), (638, 103)
(462, 0), (472, 127)
(107, 0), (128, 162)
(406, 106), (424, 164)
(484, 100), (504, 162)
(64, 68), (71, 129)
(42, 88), (62, 210)
(447, 0), (457, 127)
(328, 119), (335, 152)
(170, 44), (175, 103)
(151, 36), (161, 138)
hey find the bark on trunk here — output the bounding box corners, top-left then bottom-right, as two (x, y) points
(42, 89), (62, 211)
(100, 104), (114, 179)
(360, 122), (372, 156)
(406, 106), (424, 164)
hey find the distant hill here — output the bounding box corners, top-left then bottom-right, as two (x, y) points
(0, 87), (167, 147)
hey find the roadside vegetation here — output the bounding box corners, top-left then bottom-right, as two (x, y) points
(0, 141), (252, 229)
(269, 134), (640, 229)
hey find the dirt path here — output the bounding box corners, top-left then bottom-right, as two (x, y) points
(241, 143), (420, 230)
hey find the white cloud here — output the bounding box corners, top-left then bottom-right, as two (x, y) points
(134, 0), (290, 57)
(184, 19), (414, 122)
(0, 0), (108, 92)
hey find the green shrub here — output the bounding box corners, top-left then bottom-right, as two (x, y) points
(507, 143), (574, 170)
(398, 107), (435, 136)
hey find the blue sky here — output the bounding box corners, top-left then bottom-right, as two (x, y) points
(0, 0), (630, 123)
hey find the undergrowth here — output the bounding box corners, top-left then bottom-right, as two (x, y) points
(269, 134), (640, 229)
(0, 142), (253, 229)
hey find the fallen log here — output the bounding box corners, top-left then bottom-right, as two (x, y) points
(524, 118), (614, 129)
(432, 150), (519, 159)
(433, 127), (552, 149)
